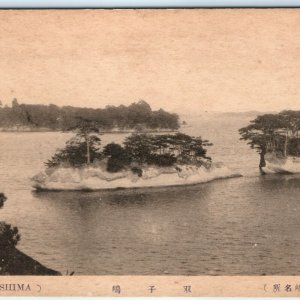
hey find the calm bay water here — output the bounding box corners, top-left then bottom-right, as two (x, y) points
(0, 116), (300, 275)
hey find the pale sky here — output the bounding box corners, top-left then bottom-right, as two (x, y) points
(0, 9), (300, 114)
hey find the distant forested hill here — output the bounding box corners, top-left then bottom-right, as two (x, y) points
(0, 99), (180, 131)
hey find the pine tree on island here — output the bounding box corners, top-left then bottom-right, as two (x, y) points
(239, 110), (300, 173)
(46, 128), (213, 174)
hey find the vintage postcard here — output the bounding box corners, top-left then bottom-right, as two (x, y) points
(0, 8), (300, 297)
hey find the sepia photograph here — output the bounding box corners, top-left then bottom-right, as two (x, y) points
(0, 8), (300, 283)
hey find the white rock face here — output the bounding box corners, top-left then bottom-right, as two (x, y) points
(31, 163), (241, 191)
(262, 156), (300, 174)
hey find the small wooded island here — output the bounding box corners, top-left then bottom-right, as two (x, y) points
(32, 119), (239, 191)
(239, 110), (300, 174)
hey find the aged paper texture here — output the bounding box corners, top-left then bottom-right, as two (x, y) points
(0, 8), (300, 296)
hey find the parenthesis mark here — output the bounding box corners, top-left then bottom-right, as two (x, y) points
(264, 284), (267, 292)
(37, 284), (42, 292)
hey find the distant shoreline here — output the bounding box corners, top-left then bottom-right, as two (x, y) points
(0, 128), (179, 134)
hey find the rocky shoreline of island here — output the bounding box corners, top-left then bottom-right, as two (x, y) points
(32, 163), (241, 191)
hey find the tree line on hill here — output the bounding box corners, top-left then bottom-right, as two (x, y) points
(0, 99), (180, 131)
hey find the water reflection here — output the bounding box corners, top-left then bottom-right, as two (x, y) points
(33, 183), (212, 210)
(30, 175), (300, 275)
(258, 173), (300, 189)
